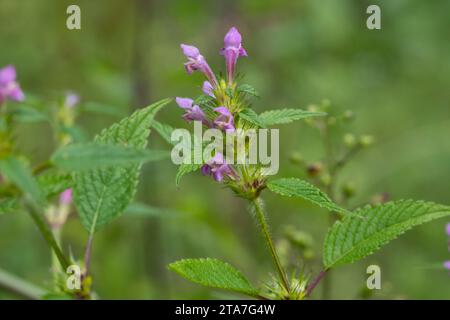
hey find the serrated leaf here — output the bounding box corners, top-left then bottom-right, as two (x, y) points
(259, 108), (326, 126)
(238, 109), (266, 128)
(151, 120), (176, 145)
(323, 200), (450, 269)
(175, 163), (202, 187)
(51, 143), (169, 172)
(0, 156), (44, 205)
(168, 258), (258, 297)
(74, 98), (171, 233)
(38, 173), (73, 199)
(237, 84), (259, 97)
(0, 198), (18, 214)
(267, 178), (348, 215)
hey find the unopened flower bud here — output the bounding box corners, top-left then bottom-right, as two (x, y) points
(327, 117), (337, 126)
(320, 173), (332, 186)
(342, 182), (356, 198)
(343, 110), (354, 120)
(304, 248), (315, 260)
(289, 152), (304, 165)
(220, 27), (247, 84)
(359, 135), (374, 147)
(307, 104), (318, 113)
(343, 133), (356, 147)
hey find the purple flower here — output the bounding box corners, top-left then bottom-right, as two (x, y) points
(201, 152), (238, 182)
(64, 92), (79, 108)
(220, 27), (247, 83)
(213, 106), (235, 132)
(59, 188), (72, 205)
(446, 223), (450, 237)
(202, 81), (214, 97)
(181, 44), (218, 86)
(0, 65), (25, 105)
(176, 97), (208, 123)
(445, 261), (450, 271)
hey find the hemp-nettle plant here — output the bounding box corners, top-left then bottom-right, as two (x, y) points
(0, 27), (449, 300)
(161, 27), (450, 299)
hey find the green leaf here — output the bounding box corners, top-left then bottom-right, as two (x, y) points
(38, 173), (73, 199)
(238, 109), (266, 128)
(323, 200), (450, 269)
(52, 143), (169, 171)
(151, 120), (176, 145)
(0, 198), (18, 214)
(168, 258), (258, 297)
(175, 163), (202, 187)
(74, 98), (171, 233)
(259, 108), (326, 126)
(237, 84), (259, 97)
(267, 178), (348, 215)
(0, 156), (44, 205)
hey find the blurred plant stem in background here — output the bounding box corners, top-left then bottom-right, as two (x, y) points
(0, 267), (45, 300)
(130, 0), (172, 296)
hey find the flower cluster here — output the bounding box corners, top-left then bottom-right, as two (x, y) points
(0, 65), (24, 105)
(176, 27), (249, 184)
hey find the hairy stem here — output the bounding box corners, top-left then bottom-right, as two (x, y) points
(306, 270), (328, 297)
(321, 217), (334, 299)
(25, 202), (71, 271)
(320, 121), (336, 300)
(51, 227), (62, 289)
(0, 267), (46, 300)
(83, 232), (94, 275)
(251, 197), (290, 293)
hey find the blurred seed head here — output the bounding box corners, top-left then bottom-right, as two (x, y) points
(343, 133), (356, 147)
(371, 192), (390, 205)
(289, 151), (304, 165)
(307, 162), (323, 177)
(359, 135), (375, 147)
(342, 182), (356, 199)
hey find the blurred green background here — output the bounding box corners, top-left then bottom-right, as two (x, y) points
(0, 0), (449, 299)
